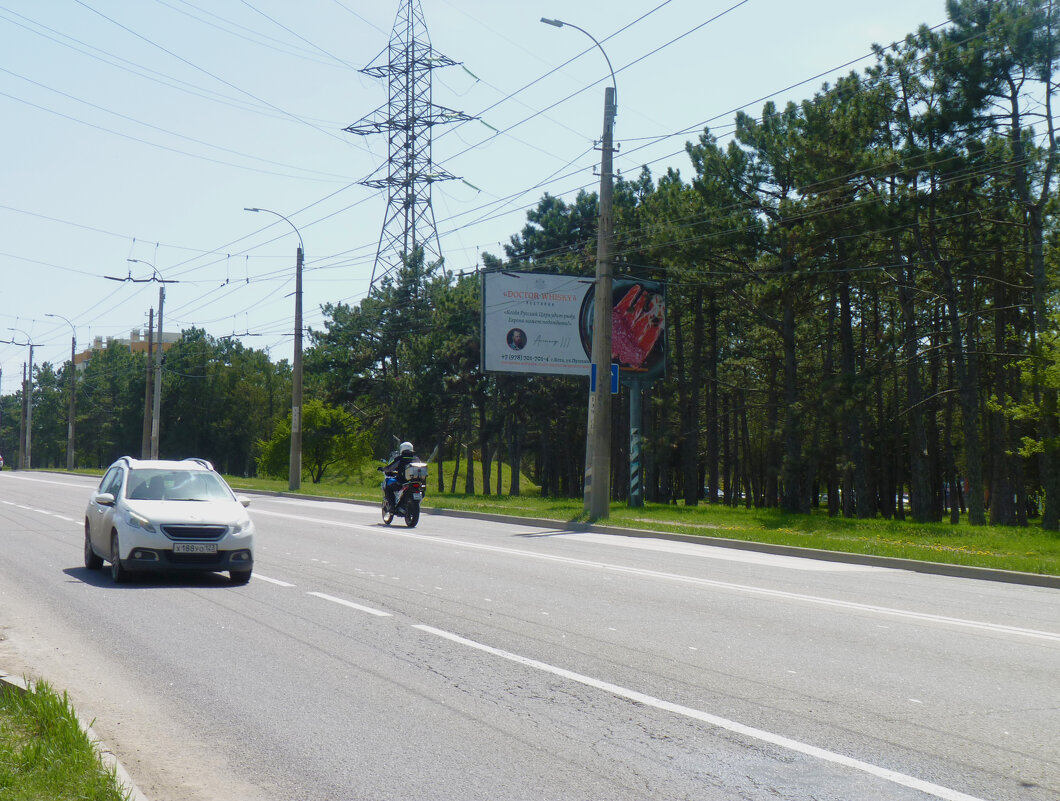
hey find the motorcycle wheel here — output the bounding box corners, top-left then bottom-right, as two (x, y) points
(382, 500), (394, 526)
(404, 499), (420, 528)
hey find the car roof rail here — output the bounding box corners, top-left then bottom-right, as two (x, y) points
(182, 457), (214, 471)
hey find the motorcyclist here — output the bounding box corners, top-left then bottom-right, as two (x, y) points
(379, 441), (418, 511)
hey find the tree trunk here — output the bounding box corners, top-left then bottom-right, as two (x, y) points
(898, 258), (932, 523)
(706, 291), (719, 503)
(838, 274), (871, 518)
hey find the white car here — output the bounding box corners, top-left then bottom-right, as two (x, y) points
(85, 457), (255, 584)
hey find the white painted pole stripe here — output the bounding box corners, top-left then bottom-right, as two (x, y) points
(307, 591), (390, 617)
(413, 624), (988, 801)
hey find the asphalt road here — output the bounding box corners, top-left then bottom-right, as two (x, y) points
(1, 470), (1057, 801)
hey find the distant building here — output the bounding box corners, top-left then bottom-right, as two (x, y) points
(74, 329), (180, 371)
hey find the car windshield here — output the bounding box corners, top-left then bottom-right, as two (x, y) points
(125, 469), (232, 502)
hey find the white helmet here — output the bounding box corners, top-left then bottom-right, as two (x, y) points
(400, 441), (414, 455)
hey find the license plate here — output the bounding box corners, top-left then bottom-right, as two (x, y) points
(173, 542), (218, 554)
(412, 492), (423, 500)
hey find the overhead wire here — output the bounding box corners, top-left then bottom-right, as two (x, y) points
(8, 0), (1038, 379)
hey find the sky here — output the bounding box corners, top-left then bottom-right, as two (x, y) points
(0, 0), (950, 396)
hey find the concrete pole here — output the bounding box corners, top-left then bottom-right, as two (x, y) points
(243, 207), (303, 492)
(18, 363), (26, 470)
(584, 85), (616, 520)
(25, 345), (33, 469)
(66, 334), (75, 470)
(289, 245), (303, 491)
(45, 314), (77, 470)
(142, 309), (154, 459)
(151, 287), (164, 459)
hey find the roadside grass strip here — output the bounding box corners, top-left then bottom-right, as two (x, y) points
(0, 678), (130, 801)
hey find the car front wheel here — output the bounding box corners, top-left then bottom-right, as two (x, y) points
(84, 523), (103, 570)
(110, 532), (129, 584)
(230, 568), (252, 585)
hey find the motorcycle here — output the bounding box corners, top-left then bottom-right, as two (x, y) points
(381, 459), (428, 528)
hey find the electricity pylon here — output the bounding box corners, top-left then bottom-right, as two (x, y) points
(346, 0), (475, 288)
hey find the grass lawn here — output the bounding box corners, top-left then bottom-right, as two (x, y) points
(224, 459), (1060, 578)
(0, 679), (129, 801)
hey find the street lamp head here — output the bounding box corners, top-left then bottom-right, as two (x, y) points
(244, 206), (304, 253)
(538, 17), (616, 98)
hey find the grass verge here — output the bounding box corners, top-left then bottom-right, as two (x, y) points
(29, 464), (1060, 576)
(226, 461), (1060, 577)
(0, 678), (129, 801)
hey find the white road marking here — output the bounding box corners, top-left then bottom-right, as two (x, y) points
(413, 624), (988, 801)
(0, 474), (96, 489)
(252, 573), (295, 587)
(251, 508), (1060, 643)
(0, 500), (79, 526)
(554, 530), (882, 572)
(307, 591), (390, 617)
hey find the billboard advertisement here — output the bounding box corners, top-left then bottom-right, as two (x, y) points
(481, 270), (666, 382)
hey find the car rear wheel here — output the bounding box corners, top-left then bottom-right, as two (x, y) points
(110, 532), (129, 584)
(84, 523), (103, 570)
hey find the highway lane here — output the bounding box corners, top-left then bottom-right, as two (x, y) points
(0, 470), (1057, 800)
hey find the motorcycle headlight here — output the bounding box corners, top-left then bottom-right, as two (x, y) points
(126, 509), (157, 533)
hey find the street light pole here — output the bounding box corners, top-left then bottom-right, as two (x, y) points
(45, 313), (77, 471)
(9, 328), (34, 470)
(541, 17), (617, 520)
(128, 259), (168, 459)
(245, 207), (304, 492)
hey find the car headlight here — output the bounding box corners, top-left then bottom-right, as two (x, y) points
(232, 518), (253, 535)
(126, 509), (157, 533)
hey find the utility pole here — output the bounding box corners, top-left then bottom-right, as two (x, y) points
(66, 335), (75, 469)
(18, 363), (26, 470)
(151, 287), (164, 459)
(244, 207), (304, 491)
(142, 309), (154, 459)
(24, 345), (33, 469)
(46, 313), (77, 471)
(585, 83), (616, 520)
(541, 18), (617, 520)
(291, 243), (303, 491)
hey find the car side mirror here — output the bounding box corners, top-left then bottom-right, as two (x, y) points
(94, 492), (116, 507)
(236, 495), (251, 508)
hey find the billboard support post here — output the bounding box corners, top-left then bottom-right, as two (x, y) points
(629, 379), (644, 508)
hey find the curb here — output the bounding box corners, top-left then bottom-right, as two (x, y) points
(236, 489), (1060, 590)
(0, 672), (150, 801)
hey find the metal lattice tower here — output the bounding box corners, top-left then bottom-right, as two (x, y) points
(346, 0), (475, 288)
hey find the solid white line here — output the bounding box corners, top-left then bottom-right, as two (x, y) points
(0, 473), (96, 489)
(252, 508), (1060, 643)
(251, 573), (295, 587)
(413, 624), (987, 801)
(307, 591), (390, 617)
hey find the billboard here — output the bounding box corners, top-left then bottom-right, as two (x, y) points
(481, 270), (666, 381)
